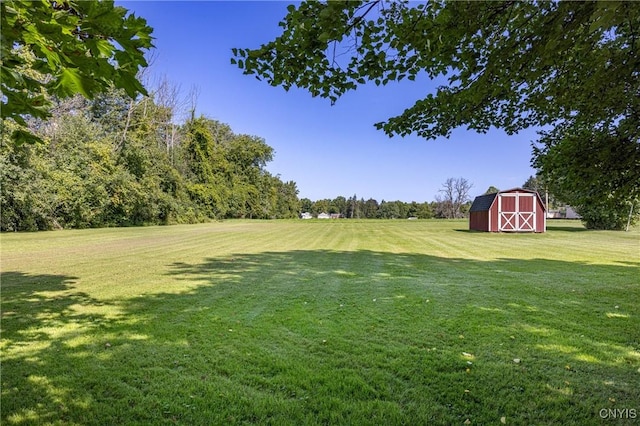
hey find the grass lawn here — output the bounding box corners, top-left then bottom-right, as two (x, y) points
(1, 219), (639, 425)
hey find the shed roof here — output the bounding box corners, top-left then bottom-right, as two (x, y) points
(500, 188), (547, 211)
(469, 188), (547, 213)
(469, 193), (497, 212)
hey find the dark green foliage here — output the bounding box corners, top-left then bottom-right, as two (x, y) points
(178, 117), (297, 220)
(533, 123), (640, 230)
(576, 204), (634, 231)
(1, 93), (300, 231)
(301, 195), (433, 219)
(378, 200), (402, 219)
(0, 125), (56, 231)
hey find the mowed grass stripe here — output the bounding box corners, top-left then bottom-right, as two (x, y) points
(1, 220), (638, 425)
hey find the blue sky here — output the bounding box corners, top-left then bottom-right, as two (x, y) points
(120, 1), (538, 202)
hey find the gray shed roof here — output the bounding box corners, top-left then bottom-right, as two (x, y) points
(469, 193), (498, 212)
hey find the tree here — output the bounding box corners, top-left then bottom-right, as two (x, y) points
(522, 175), (563, 211)
(235, 1), (637, 137)
(1, 83), (298, 230)
(362, 198), (379, 219)
(274, 179), (300, 219)
(234, 1), (639, 228)
(533, 123), (640, 229)
(331, 196), (348, 216)
(0, 120), (56, 231)
(435, 177), (472, 219)
(484, 186), (500, 195)
(415, 202), (434, 219)
(522, 176), (542, 194)
(1, 0), (153, 143)
(151, 76), (187, 156)
(347, 194), (360, 219)
(378, 200), (400, 219)
(299, 198), (313, 213)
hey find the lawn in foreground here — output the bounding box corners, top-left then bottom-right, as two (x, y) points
(1, 220), (639, 425)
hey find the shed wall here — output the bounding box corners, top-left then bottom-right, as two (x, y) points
(469, 211), (489, 231)
(489, 203), (499, 232)
(536, 203), (546, 232)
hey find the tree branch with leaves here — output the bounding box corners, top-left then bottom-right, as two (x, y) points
(1, 0), (154, 143)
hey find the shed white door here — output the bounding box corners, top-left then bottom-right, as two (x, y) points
(498, 193), (536, 232)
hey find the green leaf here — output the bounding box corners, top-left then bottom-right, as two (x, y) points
(56, 68), (89, 97)
(11, 128), (44, 145)
(92, 39), (115, 58)
(2, 0), (152, 122)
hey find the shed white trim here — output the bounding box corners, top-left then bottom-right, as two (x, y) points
(498, 193), (536, 232)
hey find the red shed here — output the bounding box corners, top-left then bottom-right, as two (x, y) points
(469, 188), (546, 232)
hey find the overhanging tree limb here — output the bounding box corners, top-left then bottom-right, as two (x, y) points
(1, 0), (154, 143)
(234, 1), (638, 139)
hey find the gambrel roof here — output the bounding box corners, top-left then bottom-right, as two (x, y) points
(469, 188), (546, 213)
(469, 193), (498, 212)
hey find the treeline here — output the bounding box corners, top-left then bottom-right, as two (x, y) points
(299, 196), (472, 219)
(1, 89), (299, 231)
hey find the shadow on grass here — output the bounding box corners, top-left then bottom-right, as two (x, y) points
(1, 272), (83, 340)
(0, 272), (105, 424)
(2, 252), (639, 425)
(546, 225), (589, 233)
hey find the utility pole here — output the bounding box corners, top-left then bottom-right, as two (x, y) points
(626, 203), (634, 232)
(545, 189), (549, 217)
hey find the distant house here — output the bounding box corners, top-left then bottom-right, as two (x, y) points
(547, 206), (582, 219)
(330, 213), (342, 219)
(469, 188), (546, 233)
(300, 212), (313, 219)
(317, 212), (331, 219)
(565, 206), (581, 219)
